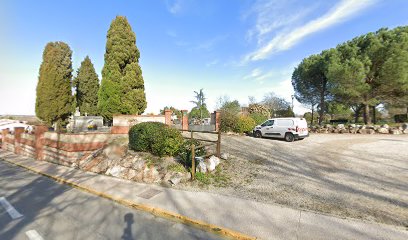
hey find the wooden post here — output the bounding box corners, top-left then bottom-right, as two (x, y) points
(216, 130), (221, 158)
(191, 144), (195, 180)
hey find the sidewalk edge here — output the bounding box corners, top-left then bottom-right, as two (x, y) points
(0, 156), (257, 240)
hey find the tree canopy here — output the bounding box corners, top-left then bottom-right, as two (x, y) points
(35, 41), (73, 127)
(74, 56), (99, 115)
(292, 26), (408, 124)
(190, 89), (210, 119)
(98, 16), (147, 121)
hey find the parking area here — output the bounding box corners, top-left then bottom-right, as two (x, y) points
(182, 133), (408, 227)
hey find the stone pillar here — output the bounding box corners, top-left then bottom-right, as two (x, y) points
(34, 125), (48, 160)
(164, 109), (172, 126)
(181, 110), (188, 131)
(214, 111), (221, 132)
(14, 127), (24, 154)
(1, 128), (9, 149)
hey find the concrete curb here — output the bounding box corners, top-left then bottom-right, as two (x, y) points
(0, 157), (257, 240)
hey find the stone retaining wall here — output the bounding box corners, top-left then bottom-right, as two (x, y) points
(1, 126), (124, 167)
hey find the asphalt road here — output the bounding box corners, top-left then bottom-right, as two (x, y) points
(0, 161), (224, 240)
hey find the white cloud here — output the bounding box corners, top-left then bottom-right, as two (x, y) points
(206, 59), (219, 67)
(167, 0), (182, 15)
(244, 0), (314, 45)
(245, 0), (376, 62)
(243, 68), (262, 79)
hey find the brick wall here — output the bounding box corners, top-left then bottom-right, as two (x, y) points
(111, 114), (171, 134)
(1, 125), (121, 167)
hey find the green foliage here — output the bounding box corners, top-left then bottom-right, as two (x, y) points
(190, 89), (210, 120)
(195, 172), (211, 185)
(293, 26), (408, 125)
(189, 106), (210, 120)
(249, 112), (268, 125)
(128, 122), (183, 157)
(195, 165), (230, 187)
(219, 99), (241, 132)
(234, 115), (256, 133)
(167, 163), (187, 173)
(394, 114), (408, 123)
(160, 106), (182, 120)
(74, 56), (99, 115)
(178, 139), (207, 168)
(35, 42), (73, 127)
(98, 16), (147, 121)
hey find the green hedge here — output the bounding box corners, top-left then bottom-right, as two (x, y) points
(129, 122), (183, 157)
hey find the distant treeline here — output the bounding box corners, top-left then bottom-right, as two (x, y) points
(292, 26), (408, 125)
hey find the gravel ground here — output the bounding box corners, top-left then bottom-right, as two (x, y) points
(176, 133), (408, 228)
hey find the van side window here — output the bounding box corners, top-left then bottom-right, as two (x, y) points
(261, 120), (274, 127)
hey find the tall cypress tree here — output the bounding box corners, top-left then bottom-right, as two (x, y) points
(74, 56), (100, 115)
(98, 16), (147, 121)
(35, 42), (73, 127)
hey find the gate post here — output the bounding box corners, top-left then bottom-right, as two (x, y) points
(164, 109), (172, 126)
(14, 127), (25, 154)
(34, 125), (48, 160)
(214, 110), (221, 132)
(181, 110), (188, 131)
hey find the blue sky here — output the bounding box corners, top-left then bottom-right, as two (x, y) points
(1, 0), (407, 115)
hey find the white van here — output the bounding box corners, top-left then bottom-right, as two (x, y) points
(253, 118), (309, 142)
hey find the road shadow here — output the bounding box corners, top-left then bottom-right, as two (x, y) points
(121, 213), (134, 240)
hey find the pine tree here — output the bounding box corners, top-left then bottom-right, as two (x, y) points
(98, 16), (147, 121)
(35, 42), (73, 127)
(74, 56), (100, 115)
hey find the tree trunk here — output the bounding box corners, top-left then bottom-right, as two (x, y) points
(354, 105), (362, 123)
(311, 106), (314, 126)
(363, 104), (371, 125)
(372, 106), (376, 124)
(318, 89), (325, 126)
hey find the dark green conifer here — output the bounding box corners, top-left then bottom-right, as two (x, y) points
(35, 42), (73, 127)
(98, 16), (147, 121)
(74, 56), (99, 115)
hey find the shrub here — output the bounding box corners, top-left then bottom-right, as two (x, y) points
(129, 122), (183, 157)
(178, 139), (207, 168)
(394, 114), (408, 123)
(220, 112), (239, 132)
(249, 112), (268, 125)
(234, 115), (256, 133)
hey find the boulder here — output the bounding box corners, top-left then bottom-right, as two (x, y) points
(358, 129), (375, 134)
(336, 124), (345, 129)
(403, 129), (408, 134)
(127, 169), (138, 180)
(132, 158), (145, 170)
(402, 123), (408, 130)
(105, 166), (127, 178)
(377, 128), (389, 134)
(143, 166), (161, 183)
(339, 129), (349, 134)
(389, 129), (402, 135)
(220, 153), (229, 160)
(349, 124), (356, 128)
(381, 124), (389, 129)
(169, 172), (184, 185)
(206, 156), (220, 172)
(196, 161), (207, 173)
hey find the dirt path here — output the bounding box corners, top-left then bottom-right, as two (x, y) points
(177, 133), (408, 227)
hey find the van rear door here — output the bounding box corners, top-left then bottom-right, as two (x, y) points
(296, 119), (309, 137)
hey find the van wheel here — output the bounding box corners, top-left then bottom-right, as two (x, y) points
(254, 131), (262, 138)
(284, 133), (294, 142)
